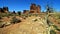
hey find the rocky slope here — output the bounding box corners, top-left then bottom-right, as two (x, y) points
(0, 16), (49, 34)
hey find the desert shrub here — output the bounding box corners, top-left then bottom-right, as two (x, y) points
(56, 29), (60, 31)
(21, 15), (27, 19)
(21, 14), (25, 17)
(58, 22), (60, 24)
(0, 13), (10, 17)
(0, 22), (11, 28)
(8, 13), (14, 16)
(35, 14), (38, 16)
(0, 21), (5, 28)
(11, 17), (21, 24)
(17, 11), (21, 15)
(28, 14), (32, 17)
(53, 25), (60, 31)
(23, 16), (26, 19)
(0, 21), (3, 28)
(5, 13), (10, 17)
(46, 19), (53, 26)
(33, 19), (38, 22)
(23, 18), (25, 19)
(0, 16), (2, 19)
(25, 15), (28, 18)
(53, 25), (58, 28)
(13, 11), (16, 14)
(29, 14), (31, 17)
(54, 13), (60, 19)
(50, 30), (56, 34)
(1, 13), (16, 17)
(58, 15), (60, 19)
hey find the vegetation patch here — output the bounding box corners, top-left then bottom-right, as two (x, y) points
(11, 17), (21, 24)
(33, 19), (38, 22)
(53, 25), (60, 31)
(0, 16), (2, 19)
(50, 30), (56, 34)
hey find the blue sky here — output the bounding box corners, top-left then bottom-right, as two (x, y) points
(0, 0), (60, 12)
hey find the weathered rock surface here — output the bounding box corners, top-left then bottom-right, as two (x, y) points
(0, 16), (49, 34)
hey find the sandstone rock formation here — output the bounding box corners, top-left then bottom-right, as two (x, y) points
(3, 7), (9, 13)
(37, 5), (41, 14)
(0, 7), (8, 13)
(23, 3), (41, 14)
(30, 3), (41, 14)
(0, 8), (4, 13)
(23, 10), (29, 14)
